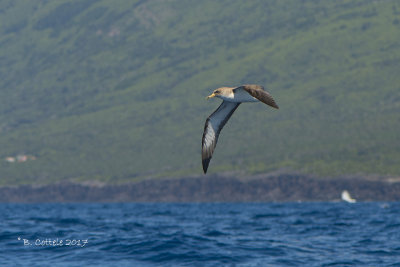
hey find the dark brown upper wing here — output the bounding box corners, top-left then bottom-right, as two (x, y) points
(240, 84), (279, 109)
(202, 101), (240, 174)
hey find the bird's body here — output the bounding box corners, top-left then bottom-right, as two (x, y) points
(202, 84), (278, 174)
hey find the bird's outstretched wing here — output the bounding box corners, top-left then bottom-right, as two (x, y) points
(202, 101), (240, 173)
(240, 84), (279, 109)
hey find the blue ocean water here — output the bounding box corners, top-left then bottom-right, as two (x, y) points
(1, 202), (399, 266)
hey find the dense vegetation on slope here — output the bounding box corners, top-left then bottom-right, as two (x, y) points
(0, 0), (399, 185)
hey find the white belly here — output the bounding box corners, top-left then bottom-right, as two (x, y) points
(220, 88), (258, 103)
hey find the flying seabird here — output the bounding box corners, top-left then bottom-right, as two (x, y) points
(202, 84), (279, 173)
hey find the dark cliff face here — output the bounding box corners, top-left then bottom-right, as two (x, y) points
(0, 174), (399, 203)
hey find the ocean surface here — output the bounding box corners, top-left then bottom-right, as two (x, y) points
(1, 202), (400, 266)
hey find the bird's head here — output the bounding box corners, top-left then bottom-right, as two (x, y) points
(206, 87), (232, 100)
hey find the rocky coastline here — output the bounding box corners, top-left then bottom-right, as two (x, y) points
(1, 174), (399, 203)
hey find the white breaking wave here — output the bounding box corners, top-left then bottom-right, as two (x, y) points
(341, 190), (356, 203)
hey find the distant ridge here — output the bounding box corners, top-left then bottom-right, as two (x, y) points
(0, 0), (399, 185)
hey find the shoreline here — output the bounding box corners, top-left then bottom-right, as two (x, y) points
(0, 174), (399, 203)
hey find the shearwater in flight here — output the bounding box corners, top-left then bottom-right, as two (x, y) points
(202, 84), (279, 173)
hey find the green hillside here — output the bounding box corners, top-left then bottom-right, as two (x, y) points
(0, 0), (399, 185)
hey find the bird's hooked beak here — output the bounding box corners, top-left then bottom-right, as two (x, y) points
(206, 93), (216, 100)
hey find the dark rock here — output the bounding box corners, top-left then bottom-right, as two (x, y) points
(0, 174), (399, 202)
